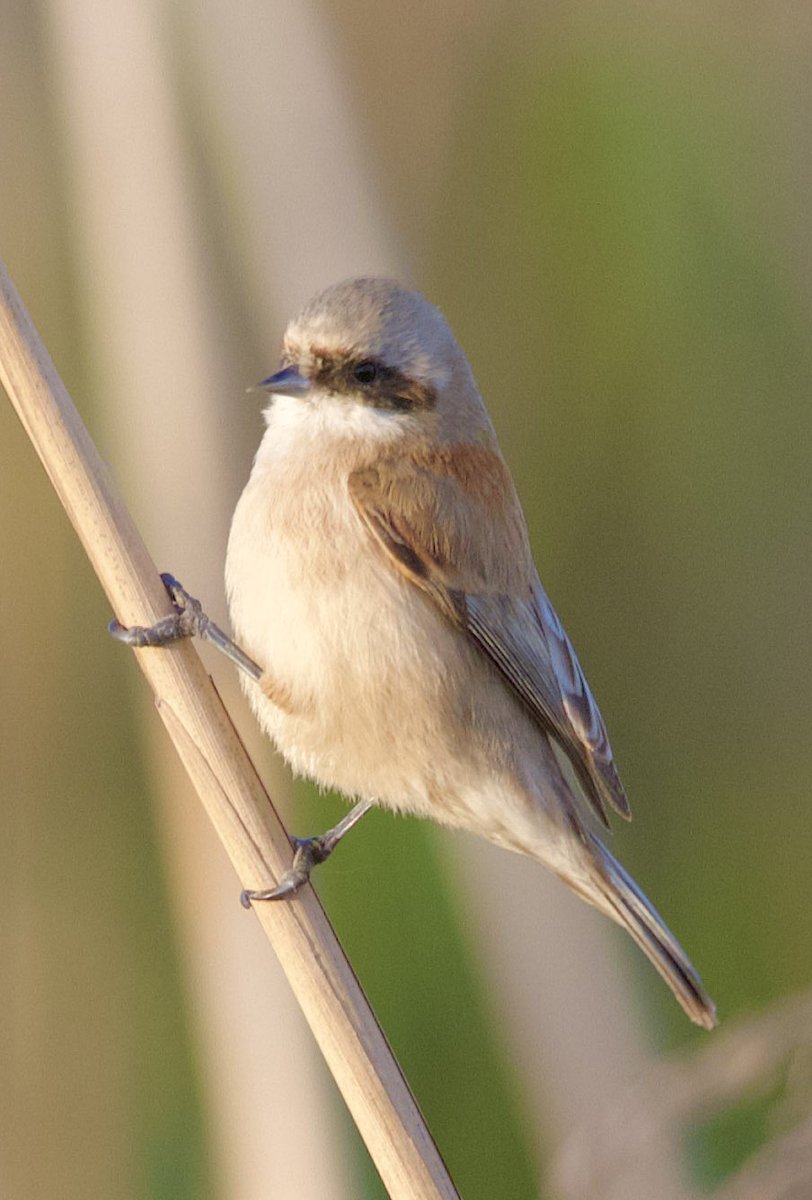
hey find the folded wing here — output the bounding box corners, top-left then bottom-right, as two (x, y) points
(349, 448), (630, 827)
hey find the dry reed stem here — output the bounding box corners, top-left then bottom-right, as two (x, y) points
(0, 258), (460, 1200)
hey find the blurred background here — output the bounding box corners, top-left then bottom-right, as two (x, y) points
(2, 1), (812, 1197)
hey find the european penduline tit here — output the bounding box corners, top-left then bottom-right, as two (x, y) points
(112, 277), (716, 1029)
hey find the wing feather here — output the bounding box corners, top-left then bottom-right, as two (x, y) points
(533, 583), (630, 816)
(349, 450), (629, 826)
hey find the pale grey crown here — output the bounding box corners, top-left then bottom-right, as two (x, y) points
(291, 279), (451, 376)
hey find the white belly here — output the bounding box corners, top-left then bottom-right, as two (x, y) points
(225, 449), (477, 812)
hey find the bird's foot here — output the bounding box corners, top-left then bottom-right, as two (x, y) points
(109, 573), (203, 647)
(109, 573), (261, 680)
(240, 834), (337, 905)
(240, 799), (375, 906)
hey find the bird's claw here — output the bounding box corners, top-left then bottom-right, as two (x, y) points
(109, 575), (262, 680)
(108, 574), (205, 647)
(240, 835), (336, 907)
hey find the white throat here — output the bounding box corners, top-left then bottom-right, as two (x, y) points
(258, 390), (416, 464)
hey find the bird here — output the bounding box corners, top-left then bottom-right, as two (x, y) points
(126, 276), (716, 1028)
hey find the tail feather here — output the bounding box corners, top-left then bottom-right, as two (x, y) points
(587, 834), (717, 1030)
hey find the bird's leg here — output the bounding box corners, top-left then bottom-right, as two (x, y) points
(109, 573), (262, 682)
(241, 799), (375, 905)
(112, 575), (371, 905)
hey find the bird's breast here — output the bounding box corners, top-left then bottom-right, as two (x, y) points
(226, 461), (377, 686)
(225, 451), (471, 801)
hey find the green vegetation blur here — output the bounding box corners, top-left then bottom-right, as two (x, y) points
(2, 4), (811, 1198)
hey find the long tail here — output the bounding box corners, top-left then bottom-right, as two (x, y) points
(587, 833), (717, 1030)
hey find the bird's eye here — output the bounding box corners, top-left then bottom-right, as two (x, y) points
(353, 360), (378, 385)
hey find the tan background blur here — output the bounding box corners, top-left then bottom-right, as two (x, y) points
(2, 2), (812, 1198)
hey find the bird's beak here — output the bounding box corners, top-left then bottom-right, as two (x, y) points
(255, 365), (312, 396)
